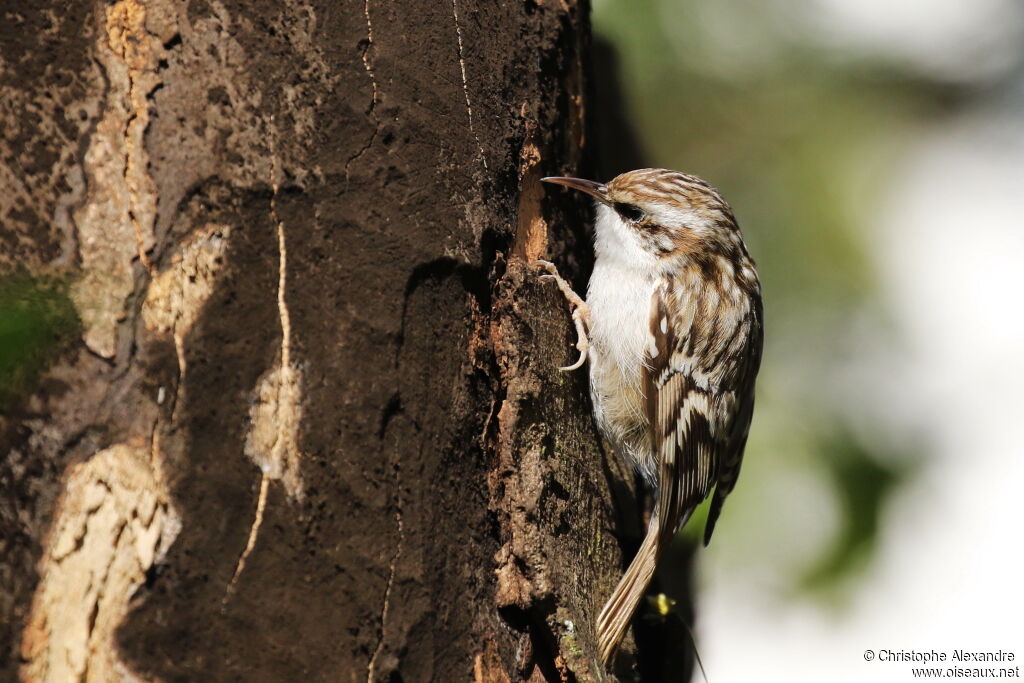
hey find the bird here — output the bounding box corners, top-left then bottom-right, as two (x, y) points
(535, 168), (763, 666)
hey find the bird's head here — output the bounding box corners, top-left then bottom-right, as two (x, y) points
(542, 168), (742, 262)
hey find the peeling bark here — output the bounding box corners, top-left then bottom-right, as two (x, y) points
(19, 444), (178, 682)
(0, 1), (680, 681)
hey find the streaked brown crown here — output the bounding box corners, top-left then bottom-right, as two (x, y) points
(606, 168), (736, 225)
(602, 168), (751, 268)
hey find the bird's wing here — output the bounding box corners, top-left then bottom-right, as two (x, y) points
(703, 291), (762, 545)
(643, 276), (762, 546)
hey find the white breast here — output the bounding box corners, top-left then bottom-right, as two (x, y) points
(586, 204), (659, 470)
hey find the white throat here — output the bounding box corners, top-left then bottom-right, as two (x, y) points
(586, 202), (659, 393)
(591, 203), (658, 272)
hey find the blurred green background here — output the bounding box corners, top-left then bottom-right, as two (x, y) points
(0, 275), (78, 411)
(590, 0), (1024, 680)
(592, 0), (932, 593)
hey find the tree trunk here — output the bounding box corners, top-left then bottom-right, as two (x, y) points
(0, 1), (688, 681)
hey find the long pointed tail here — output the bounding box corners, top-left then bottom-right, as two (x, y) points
(595, 516), (663, 665)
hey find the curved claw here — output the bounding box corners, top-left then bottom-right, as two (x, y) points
(557, 305), (590, 372)
(533, 259), (591, 372)
(559, 350), (587, 372)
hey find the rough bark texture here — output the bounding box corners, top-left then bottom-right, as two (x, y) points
(1, 1), (689, 681)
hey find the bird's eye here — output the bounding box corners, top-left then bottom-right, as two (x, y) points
(615, 203), (645, 222)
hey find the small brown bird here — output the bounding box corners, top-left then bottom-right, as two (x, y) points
(537, 168), (763, 665)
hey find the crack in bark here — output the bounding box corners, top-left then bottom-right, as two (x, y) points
(450, 0), (487, 172)
(359, 0), (379, 114)
(272, 159), (294, 388)
(345, 0), (381, 183)
(228, 141), (303, 596)
(367, 462), (404, 683)
(225, 472), (270, 598)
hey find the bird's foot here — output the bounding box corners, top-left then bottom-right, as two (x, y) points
(532, 260), (591, 371)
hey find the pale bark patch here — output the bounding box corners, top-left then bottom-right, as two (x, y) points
(141, 223), (232, 416)
(70, 0), (162, 358)
(19, 445), (178, 683)
(243, 361), (303, 499)
(512, 119), (549, 262)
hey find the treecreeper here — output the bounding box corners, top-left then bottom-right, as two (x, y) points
(536, 168), (764, 665)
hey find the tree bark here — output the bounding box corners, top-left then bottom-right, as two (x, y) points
(0, 1), (686, 681)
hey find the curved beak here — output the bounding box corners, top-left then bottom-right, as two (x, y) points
(541, 176), (610, 205)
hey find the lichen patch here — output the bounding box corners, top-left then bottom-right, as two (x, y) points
(244, 361), (304, 500)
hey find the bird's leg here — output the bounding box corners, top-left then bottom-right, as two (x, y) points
(532, 260), (591, 371)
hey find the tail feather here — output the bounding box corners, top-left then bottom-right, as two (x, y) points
(595, 516), (663, 665)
